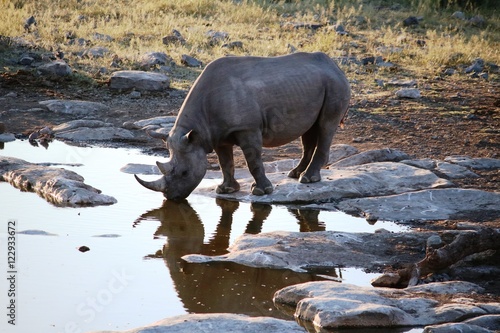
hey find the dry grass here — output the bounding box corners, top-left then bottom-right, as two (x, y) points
(0, 0), (498, 89)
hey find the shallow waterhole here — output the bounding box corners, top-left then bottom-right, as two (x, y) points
(0, 140), (418, 332)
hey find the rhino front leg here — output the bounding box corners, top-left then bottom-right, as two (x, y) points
(215, 145), (240, 194)
(236, 131), (273, 196)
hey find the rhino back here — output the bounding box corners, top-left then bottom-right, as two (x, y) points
(177, 52), (350, 147)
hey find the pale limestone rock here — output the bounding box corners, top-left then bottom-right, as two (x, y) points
(109, 70), (170, 91)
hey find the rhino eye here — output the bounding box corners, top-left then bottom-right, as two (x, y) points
(181, 170), (188, 177)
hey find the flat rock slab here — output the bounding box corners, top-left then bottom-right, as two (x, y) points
(424, 315), (500, 333)
(37, 60), (72, 76)
(327, 144), (359, 164)
(330, 148), (410, 167)
(88, 313), (306, 333)
(109, 70), (170, 91)
(182, 230), (430, 272)
(0, 133), (16, 142)
(39, 100), (109, 115)
(0, 156), (116, 206)
(337, 188), (500, 222)
(196, 162), (453, 203)
(273, 281), (500, 330)
(444, 155), (500, 170)
(52, 120), (112, 132)
(52, 120), (135, 141)
(402, 158), (482, 179)
(133, 115), (177, 128)
(55, 127), (135, 141)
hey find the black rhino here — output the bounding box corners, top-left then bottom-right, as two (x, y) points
(135, 52), (350, 200)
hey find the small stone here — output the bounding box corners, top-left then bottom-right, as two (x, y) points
(24, 15), (37, 32)
(206, 30), (229, 44)
(26, 108), (44, 112)
(444, 68), (456, 76)
(181, 54), (202, 67)
(5, 92), (18, 98)
(140, 51), (171, 67)
(362, 56), (382, 65)
(39, 126), (52, 135)
(82, 46), (109, 59)
(65, 31), (76, 39)
(465, 59), (484, 73)
(403, 16), (419, 27)
(92, 33), (113, 42)
(162, 29), (186, 45)
(129, 91), (141, 99)
(386, 79), (417, 87)
(109, 71), (170, 91)
(19, 56), (34, 65)
(469, 15), (486, 28)
(37, 60), (72, 77)
(364, 213), (378, 223)
(451, 11), (466, 20)
(371, 272), (401, 287)
(427, 235), (444, 250)
(478, 72), (488, 80)
(68, 38), (89, 46)
(395, 88), (421, 99)
(78, 246), (90, 253)
(416, 39), (426, 47)
(28, 131), (39, 141)
(221, 41), (243, 49)
(122, 121), (140, 130)
(0, 133), (15, 142)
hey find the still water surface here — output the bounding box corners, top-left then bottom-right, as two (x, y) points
(0, 140), (412, 332)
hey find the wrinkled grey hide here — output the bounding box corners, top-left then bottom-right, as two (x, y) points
(135, 52), (351, 200)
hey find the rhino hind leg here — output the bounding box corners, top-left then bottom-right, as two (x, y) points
(215, 145), (241, 194)
(299, 112), (344, 183)
(288, 127), (317, 179)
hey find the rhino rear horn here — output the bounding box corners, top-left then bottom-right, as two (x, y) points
(181, 130), (194, 145)
(146, 129), (169, 141)
(134, 175), (167, 192)
(156, 161), (173, 175)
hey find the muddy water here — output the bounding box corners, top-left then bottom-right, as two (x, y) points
(0, 140), (410, 332)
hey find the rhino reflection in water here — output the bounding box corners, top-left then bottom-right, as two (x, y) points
(135, 52), (351, 200)
(133, 199), (331, 317)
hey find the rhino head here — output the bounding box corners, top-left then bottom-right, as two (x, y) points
(135, 129), (207, 201)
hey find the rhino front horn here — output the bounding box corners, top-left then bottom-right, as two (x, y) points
(134, 175), (167, 193)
